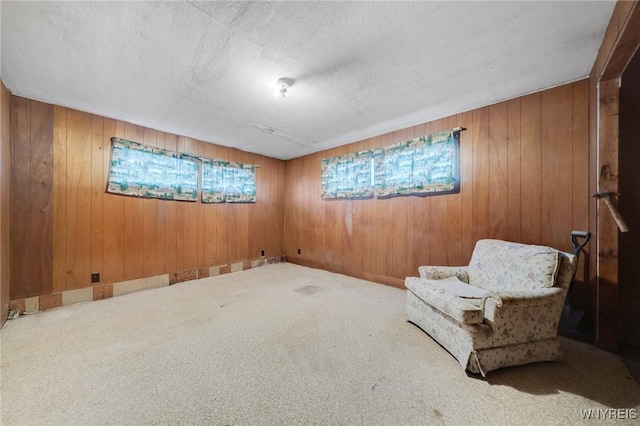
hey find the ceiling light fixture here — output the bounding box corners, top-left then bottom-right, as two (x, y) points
(273, 77), (294, 98)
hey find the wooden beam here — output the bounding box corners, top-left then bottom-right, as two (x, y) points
(602, 3), (640, 81)
(595, 79), (620, 352)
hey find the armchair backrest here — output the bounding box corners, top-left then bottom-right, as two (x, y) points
(468, 239), (575, 292)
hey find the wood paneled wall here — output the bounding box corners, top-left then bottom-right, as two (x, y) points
(1, 81), (11, 326)
(284, 80), (590, 291)
(10, 97), (285, 299)
(10, 97), (54, 300)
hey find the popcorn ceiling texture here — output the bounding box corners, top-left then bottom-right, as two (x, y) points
(1, 1), (615, 159)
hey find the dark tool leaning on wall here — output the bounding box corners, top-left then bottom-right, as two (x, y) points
(560, 230), (591, 334)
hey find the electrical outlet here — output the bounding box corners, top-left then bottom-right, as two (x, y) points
(91, 273), (100, 283)
(297, 248), (301, 255)
(261, 249), (265, 256)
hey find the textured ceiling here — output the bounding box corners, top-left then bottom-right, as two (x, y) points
(1, 1), (615, 160)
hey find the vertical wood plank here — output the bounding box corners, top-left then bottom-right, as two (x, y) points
(596, 79), (620, 351)
(572, 80), (590, 287)
(507, 98), (521, 242)
(460, 111), (474, 263)
(520, 93), (542, 245)
(102, 119), (125, 284)
(91, 115), (104, 281)
(472, 107), (490, 245)
(489, 102), (509, 241)
(53, 106), (68, 292)
(541, 85), (573, 252)
(447, 114), (464, 266)
(29, 101), (54, 296)
(66, 109), (92, 289)
(10, 96), (31, 298)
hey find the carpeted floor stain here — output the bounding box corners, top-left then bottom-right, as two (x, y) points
(295, 284), (325, 296)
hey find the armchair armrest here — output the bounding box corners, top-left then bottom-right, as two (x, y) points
(418, 265), (469, 283)
(482, 287), (566, 344)
(486, 287), (564, 309)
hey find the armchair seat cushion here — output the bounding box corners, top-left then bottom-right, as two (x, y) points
(405, 277), (485, 325)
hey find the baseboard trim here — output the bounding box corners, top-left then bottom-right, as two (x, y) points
(8, 255), (285, 316)
(286, 256), (406, 289)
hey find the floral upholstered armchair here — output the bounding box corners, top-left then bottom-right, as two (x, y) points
(405, 239), (577, 376)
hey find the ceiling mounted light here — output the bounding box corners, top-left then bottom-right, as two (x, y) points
(272, 77), (294, 98)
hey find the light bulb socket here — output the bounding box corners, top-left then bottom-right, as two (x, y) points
(273, 77), (294, 98)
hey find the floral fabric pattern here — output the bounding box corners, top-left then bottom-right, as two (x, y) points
(405, 277), (484, 324)
(468, 239), (560, 291)
(406, 239), (577, 376)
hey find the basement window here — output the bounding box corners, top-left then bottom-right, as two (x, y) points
(320, 129), (460, 200)
(201, 159), (257, 203)
(321, 149), (375, 199)
(374, 129), (460, 198)
(107, 137), (199, 201)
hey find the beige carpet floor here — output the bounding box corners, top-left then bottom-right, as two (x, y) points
(1, 263), (639, 425)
